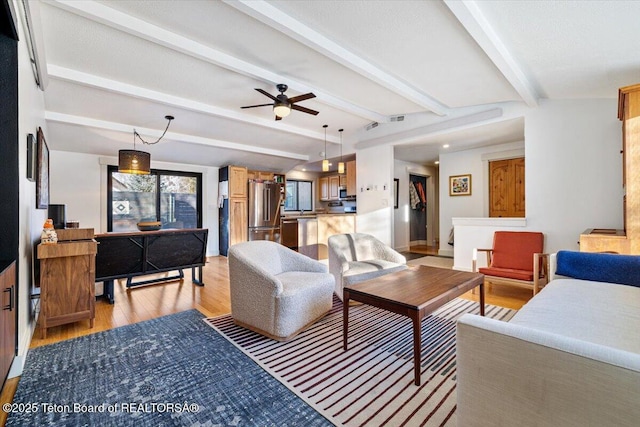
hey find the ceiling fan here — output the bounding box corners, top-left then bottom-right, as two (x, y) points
(241, 84), (319, 120)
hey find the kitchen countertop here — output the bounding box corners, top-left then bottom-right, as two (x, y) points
(281, 212), (356, 219)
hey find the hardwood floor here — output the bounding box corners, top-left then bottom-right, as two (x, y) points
(0, 254), (531, 426)
(409, 244), (440, 256)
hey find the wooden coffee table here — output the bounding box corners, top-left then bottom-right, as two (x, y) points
(343, 265), (484, 386)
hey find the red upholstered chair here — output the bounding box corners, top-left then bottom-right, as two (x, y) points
(472, 231), (549, 295)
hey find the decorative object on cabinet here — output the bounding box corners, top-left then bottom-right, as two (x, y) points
(26, 133), (36, 182)
(449, 174), (472, 196)
(36, 127), (49, 209)
(338, 129), (345, 174)
(37, 228), (97, 338)
(118, 115), (174, 175)
(40, 219), (58, 244)
(322, 124), (329, 172)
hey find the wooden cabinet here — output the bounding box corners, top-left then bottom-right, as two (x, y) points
(37, 229), (97, 338)
(489, 157), (525, 218)
(229, 198), (248, 246)
(346, 160), (357, 196)
(329, 175), (340, 200)
(319, 177), (329, 201)
(339, 175), (347, 187)
(229, 166), (248, 198)
(580, 84), (640, 253)
(0, 261), (15, 387)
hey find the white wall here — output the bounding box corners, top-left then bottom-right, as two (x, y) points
(393, 160), (438, 251)
(355, 145), (394, 244)
(49, 153), (220, 256)
(440, 99), (622, 269)
(14, 2), (48, 376)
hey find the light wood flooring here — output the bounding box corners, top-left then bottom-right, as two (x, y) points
(0, 254), (532, 426)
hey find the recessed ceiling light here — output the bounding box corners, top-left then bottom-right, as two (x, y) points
(302, 168), (306, 172)
(443, 144), (450, 148)
(434, 161), (440, 165)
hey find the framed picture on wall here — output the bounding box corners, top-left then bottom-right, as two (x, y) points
(394, 178), (399, 209)
(449, 174), (471, 196)
(36, 127), (49, 209)
(26, 133), (36, 182)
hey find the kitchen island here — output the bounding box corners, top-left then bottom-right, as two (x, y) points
(280, 213), (356, 260)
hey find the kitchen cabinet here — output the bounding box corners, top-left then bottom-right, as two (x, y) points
(346, 160), (357, 196)
(329, 176), (340, 200)
(339, 175), (347, 187)
(229, 166), (248, 198)
(319, 177), (329, 201)
(229, 198), (248, 247)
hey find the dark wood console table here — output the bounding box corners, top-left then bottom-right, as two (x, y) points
(95, 228), (208, 303)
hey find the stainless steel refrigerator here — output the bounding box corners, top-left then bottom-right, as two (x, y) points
(248, 180), (283, 243)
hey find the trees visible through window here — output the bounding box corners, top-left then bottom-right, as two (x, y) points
(108, 165), (202, 232)
(284, 180), (312, 211)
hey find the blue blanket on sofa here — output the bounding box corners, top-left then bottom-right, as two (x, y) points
(555, 250), (640, 287)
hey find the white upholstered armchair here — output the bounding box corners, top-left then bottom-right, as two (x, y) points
(228, 240), (335, 341)
(328, 233), (407, 301)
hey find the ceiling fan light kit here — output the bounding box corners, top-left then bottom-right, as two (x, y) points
(242, 83), (318, 120)
(118, 115), (174, 175)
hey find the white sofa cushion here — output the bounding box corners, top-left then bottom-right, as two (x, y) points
(509, 279), (640, 353)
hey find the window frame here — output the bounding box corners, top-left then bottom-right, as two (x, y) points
(107, 165), (203, 232)
(284, 179), (313, 212)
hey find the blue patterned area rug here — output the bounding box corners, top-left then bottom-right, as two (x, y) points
(7, 310), (332, 426)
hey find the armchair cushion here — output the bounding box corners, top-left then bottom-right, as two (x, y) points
(478, 267), (533, 282)
(490, 231), (544, 271)
(555, 250), (640, 288)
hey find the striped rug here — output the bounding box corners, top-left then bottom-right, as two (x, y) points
(204, 297), (515, 427)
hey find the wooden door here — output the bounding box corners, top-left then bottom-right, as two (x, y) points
(329, 175), (340, 200)
(229, 198), (247, 246)
(489, 157), (525, 218)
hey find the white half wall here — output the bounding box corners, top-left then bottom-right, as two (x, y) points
(355, 144), (394, 244)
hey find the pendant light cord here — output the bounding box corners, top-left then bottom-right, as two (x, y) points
(133, 115), (174, 146)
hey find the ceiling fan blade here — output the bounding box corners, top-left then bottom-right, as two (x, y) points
(275, 115), (282, 121)
(241, 103), (274, 109)
(288, 93), (316, 103)
(255, 88), (278, 101)
(291, 104), (319, 116)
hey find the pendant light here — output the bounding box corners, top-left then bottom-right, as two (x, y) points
(338, 128), (345, 174)
(118, 115), (174, 175)
(322, 124), (329, 172)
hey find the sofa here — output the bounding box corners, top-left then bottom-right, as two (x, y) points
(228, 240), (334, 341)
(328, 233), (407, 301)
(456, 250), (640, 426)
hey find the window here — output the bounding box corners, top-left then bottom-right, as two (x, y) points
(108, 166), (202, 232)
(284, 180), (312, 211)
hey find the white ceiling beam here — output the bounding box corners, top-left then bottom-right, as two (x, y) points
(226, 0), (449, 116)
(45, 112), (310, 161)
(48, 0), (387, 124)
(47, 65), (340, 144)
(444, 0), (538, 107)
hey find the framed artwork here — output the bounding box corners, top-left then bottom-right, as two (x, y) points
(393, 178), (399, 209)
(36, 127), (49, 209)
(26, 133), (36, 182)
(449, 174), (471, 196)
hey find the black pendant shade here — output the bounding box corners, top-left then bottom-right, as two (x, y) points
(118, 149), (150, 175)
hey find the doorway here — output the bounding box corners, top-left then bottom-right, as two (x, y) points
(408, 174), (436, 255)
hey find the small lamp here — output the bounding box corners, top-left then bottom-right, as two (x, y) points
(337, 128), (345, 174)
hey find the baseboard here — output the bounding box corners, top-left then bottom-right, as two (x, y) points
(395, 245), (409, 252)
(410, 240), (428, 246)
(438, 248), (454, 257)
(8, 315), (38, 378)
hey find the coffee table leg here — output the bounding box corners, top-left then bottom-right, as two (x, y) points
(343, 289), (350, 351)
(412, 312), (421, 386)
(479, 282), (485, 316)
